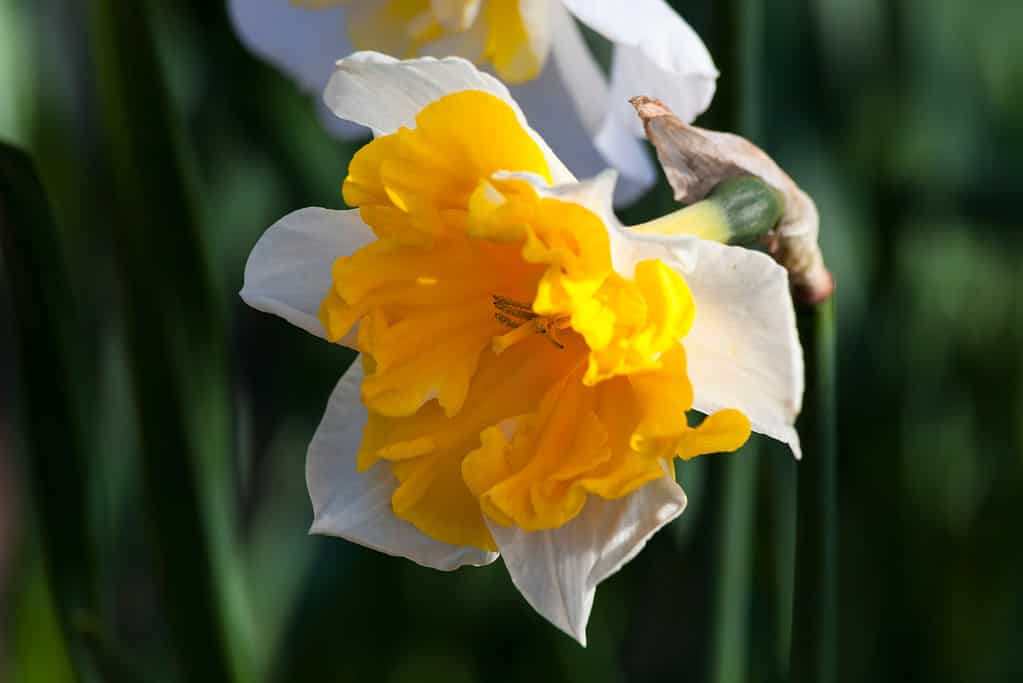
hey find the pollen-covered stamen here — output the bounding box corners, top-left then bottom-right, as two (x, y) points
(492, 294), (571, 353)
(493, 294), (537, 322)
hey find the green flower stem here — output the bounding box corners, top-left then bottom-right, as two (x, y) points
(790, 299), (837, 683)
(0, 144), (99, 683)
(710, 440), (760, 683)
(708, 1), (765, 682)
(770, 456), (797, 671)
(89, 1), (254, 681)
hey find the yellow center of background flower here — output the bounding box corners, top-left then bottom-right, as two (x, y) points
(293, 0), (547, 83)
(320, 90), (750, 550)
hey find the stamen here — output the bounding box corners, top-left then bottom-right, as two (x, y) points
(492, 294), (572, 353)
(535, 316), (570, 349)
(494, 312), (521, 329)
(493, 320), (538, 354)
(492, 295), (536, 321)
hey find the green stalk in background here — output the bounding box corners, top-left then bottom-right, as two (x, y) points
(0, 144), (98, 683)
(790, 299), (837, 683)
(710, 440), (759, 683)
(88, 1), (255, 681)
(708, 1), (765, 681)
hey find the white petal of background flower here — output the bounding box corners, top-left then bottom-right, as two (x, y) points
(515, 0), (559, 76)
(431, 0), (483, 31)
(562, 0), (718, 135)
(240, 207), (373, 344)
(489, 475), (687, 645)
(227, 0), (366, 139)
(418, 11), (488, 63)
(228, 1), (720, 205)
(228, 0), (347, 94)
(308, 362), (500, 571)
(511, 6), (654, 205)
(324, 52), (575, 184)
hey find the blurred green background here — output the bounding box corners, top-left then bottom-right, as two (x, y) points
(1, 0), (1021, 681)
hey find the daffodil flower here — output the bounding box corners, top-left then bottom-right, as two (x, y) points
(240, 52), (802, 644)
(229, 0), (718, 204)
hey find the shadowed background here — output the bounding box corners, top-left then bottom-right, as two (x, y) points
(1, 0), (1021, 681)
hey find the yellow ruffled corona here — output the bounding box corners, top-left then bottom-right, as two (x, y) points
(318, 90), (751, 551)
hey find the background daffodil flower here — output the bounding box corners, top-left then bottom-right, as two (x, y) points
(240, 52), (802, 644)
(228, 0), (718, 205)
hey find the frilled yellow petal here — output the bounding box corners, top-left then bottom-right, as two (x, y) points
(468, 176), (612, 321)
(343, 90), (551, 245)
(463, 368), (610, 530)
(627, 344), (750, 461)
(462, 340), (748, 533)
(582, 259), (696, 385)
(320, 234), (542, 417)
(463, 364), (671, 532)
(358, 334), (585, 550)
(676, 409), (751, 461)
(627, 343), (695, 452)
(467, 177), (696, 387)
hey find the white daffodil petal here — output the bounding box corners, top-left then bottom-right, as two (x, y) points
(591, 101), (658, 204)
(617, 229), (804, 457)
(511, 6), (654, 206)
(495, 169), (801, 457)
(323, 52), (574, 183)
(228, 0), (368, 140)
(548, 4), (657, 200)
(510, 0), (559, 81)
(431, 0), (483, 32)
(228, 0), (348, 94)
(546, 5), (606, 134)
(550, 179), (802, 458)
(507, 65), (612, 194)
(240, 207), (373, 344)
(309, 362), (500, 571)
(489, 476), (686, 645)
(679, 240), (804, 458)
(323, 52), (509, 135)
(562, 0), (717, 135)
(419, 12), (489, 64)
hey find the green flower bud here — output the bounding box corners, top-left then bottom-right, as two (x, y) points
(628, 174), (785, 245)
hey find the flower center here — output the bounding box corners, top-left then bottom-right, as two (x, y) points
(492, 295), (572, 353)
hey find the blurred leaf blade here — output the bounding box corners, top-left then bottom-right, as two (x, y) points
(11, 547), (77, 683)
(87, 1), (255, 681)
(0, 142), (99, 682)
(710, 443), (759, 683)
(790, 299), (838, 683)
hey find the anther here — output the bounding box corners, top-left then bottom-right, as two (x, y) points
(491, 294), (572, 353)
(494, 312), (520, 329)
(492, 294), (536, 321)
